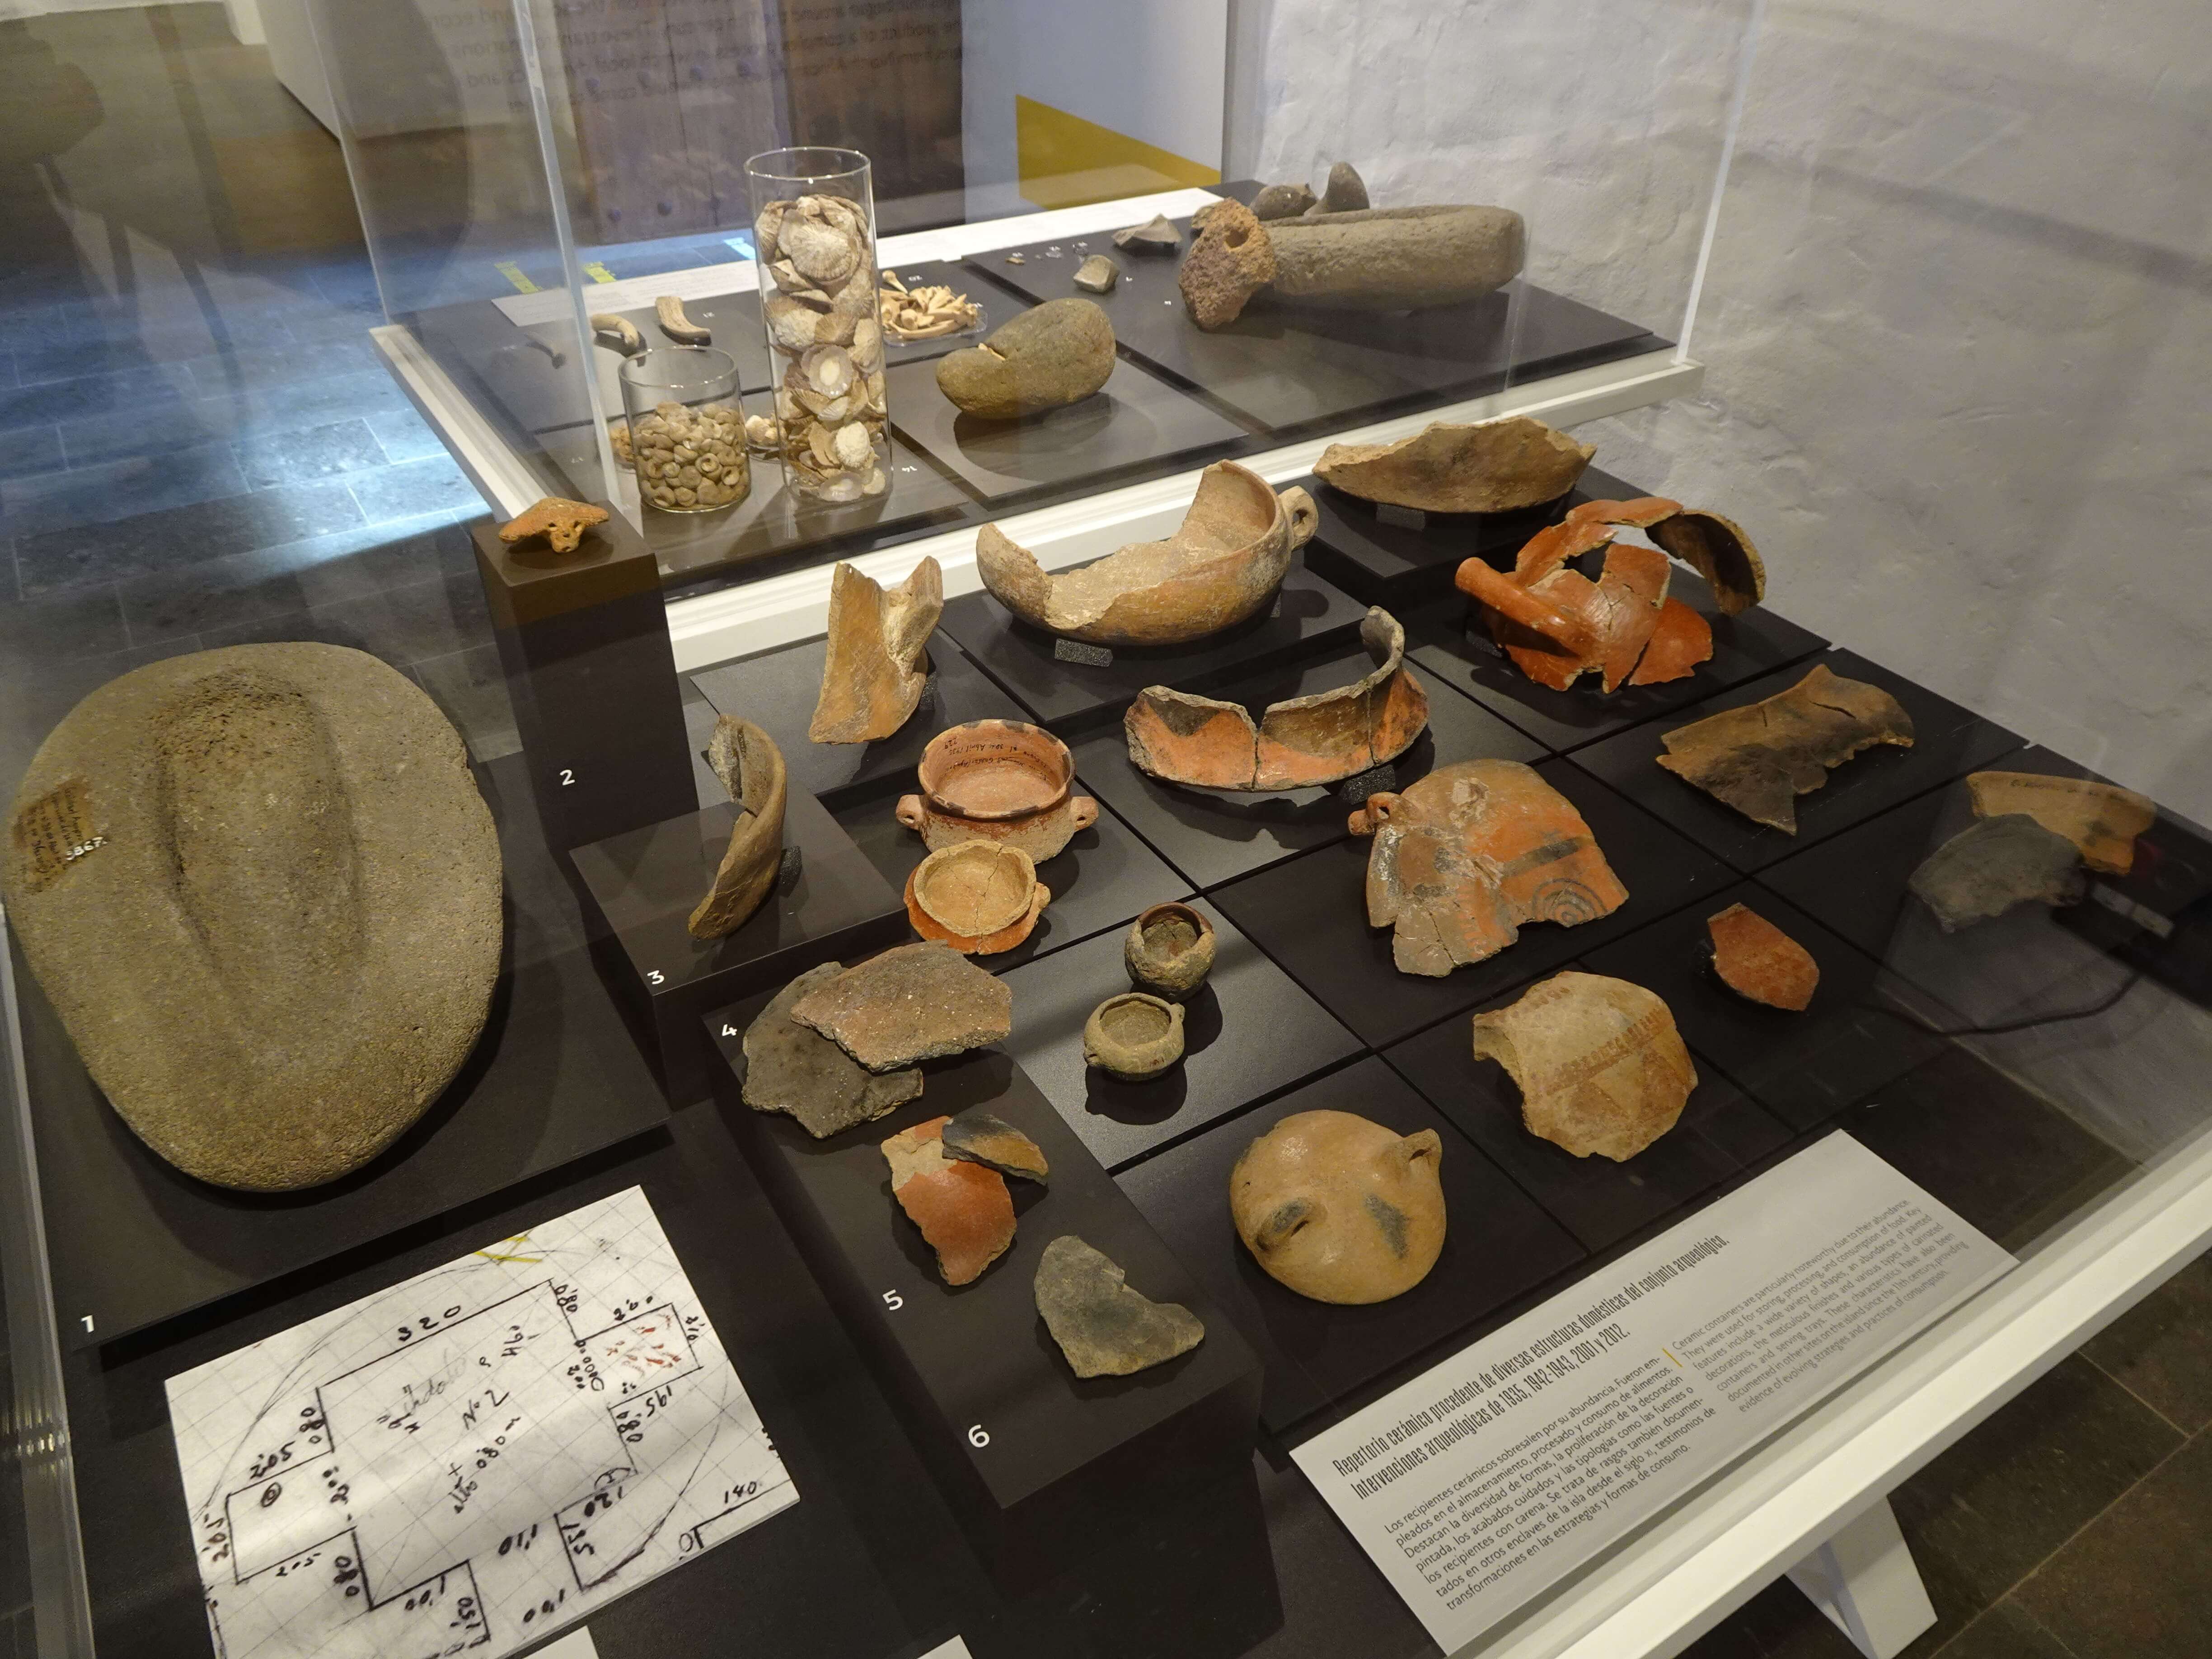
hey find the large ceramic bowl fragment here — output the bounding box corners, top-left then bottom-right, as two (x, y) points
(1124, 607), (1429, 791)
(0, 643), (503, 1191)
(975, 460), (1317, 646)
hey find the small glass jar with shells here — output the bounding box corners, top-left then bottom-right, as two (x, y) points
(745, 147), (890, 505)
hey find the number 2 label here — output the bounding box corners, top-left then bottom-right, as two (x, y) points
(558, 769), (576, 786)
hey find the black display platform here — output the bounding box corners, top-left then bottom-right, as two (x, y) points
(876, 258), (1029, 366)
(570, 783), (909, 1106)
(933, 558), (1368, 734)
(884, 352), (1248, 503)
(703, 1023), (1262, 1577)
(20, 754), (672, 1352)
(1113, 1058), (1584, 1433)
(830, 788), (1193, 971)
(1072, 656), (1547, 892)
(1383, 997), (1794, 1254)
(564, 287), (775, 392)
(1577, 883), (1957, 1134)
(971, 228), (1666, 436)
(1569, 647), (2027, 872)
(1405, 575), (1832, 756)
(1299, 476), (1567, 607)
(1209, 756), (1735, 1050)
(995, 899), (1362, 1171)
(690, 633), (1028, 803)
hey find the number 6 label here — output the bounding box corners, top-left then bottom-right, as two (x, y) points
(966, 1424), (989, 1448)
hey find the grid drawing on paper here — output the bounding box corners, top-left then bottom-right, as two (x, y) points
(164, 1188), (796, 1659)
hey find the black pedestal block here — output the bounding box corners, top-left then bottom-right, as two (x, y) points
(934, 558), (1367, 735)
(703, 1021), (1262, 1581)
(473, 505), (699, 850)
(1300, 478), (1566, 607)
(1115, 1059), (1584, 1433)
(570, 784), (907, 1106)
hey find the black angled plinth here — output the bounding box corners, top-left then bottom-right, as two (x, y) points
(570, 783), (908, 1106)
(703, 1012), (1261, 1582)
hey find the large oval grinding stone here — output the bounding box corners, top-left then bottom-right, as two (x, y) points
(2, 643), (503, 1191)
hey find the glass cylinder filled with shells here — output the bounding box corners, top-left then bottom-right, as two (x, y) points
(615, 347), (752, 514)
(745, 147), (889, 504)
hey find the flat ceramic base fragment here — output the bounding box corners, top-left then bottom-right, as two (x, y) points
(808, 556), (942, 744)
(688, 715), (790, 939)
(1034, 1235), (1205, 1378)
(941, 1110), (1049, 1184)
(1966, 770), (2155, 875)
(1908, 814), (2086, 933)
(0, 643), (501, 1192)
(1705, 902), (1819, 1011)
(1314, 416), (1594, 514)
(1124, 606), (1429, 790)
(742, 964), (923, 1138)
(882, 1115), (1016, 1286)
(1470, 971), (1696, 1162)
(1350, 759), (1628, 978)
(1228, 1109), (1446, 1304)
(1655, 663), (1915, 832)
(789, 941), (1014, 1070)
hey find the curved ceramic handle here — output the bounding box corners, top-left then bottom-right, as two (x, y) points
(895, 794), (927, 832)
(1281, 484), (1319, 549)
(1252, 1196), (1321, 1255)
(1069, 794), (1099, 832)
(1392, 1128), (1443, 1172)
(1346, 790), (1402, 838)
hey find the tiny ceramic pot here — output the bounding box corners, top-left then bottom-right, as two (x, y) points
(896, 719), (1099, 859)
(1123, 901), (1216, 1001)
(1082, 992), (1186, 1080)
(904, 840), (1049, 955)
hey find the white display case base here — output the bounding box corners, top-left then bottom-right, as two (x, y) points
(1786, 1499), (1936, 1659)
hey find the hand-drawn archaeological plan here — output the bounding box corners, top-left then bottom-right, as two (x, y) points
(166, 1188), (794, 1659)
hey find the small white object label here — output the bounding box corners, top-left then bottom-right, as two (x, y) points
(529, 1629), (599, 1659)
(1292, 1134), (2012, 1652)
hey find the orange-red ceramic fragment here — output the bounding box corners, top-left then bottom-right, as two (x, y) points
(1629, 598), (1714, 686)
(1705, 902), (1819, 1011)
(882, 1116), (1016, 1286)
(1965, 771), (2155, 876)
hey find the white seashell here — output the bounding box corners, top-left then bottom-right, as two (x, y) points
(764, 294), (818, 353)
(800, 344), (855, 396)
(816, 474), (865, 503)
(833, 421), (872, 469)
(755, 201), (790, 258)
(851, 316), (882, 369)
(862, 465), (888, 497)
(783, 215), (861, 286)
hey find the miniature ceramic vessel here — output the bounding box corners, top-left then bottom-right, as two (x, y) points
(904, 841), (1049, 956)
(1082, 993), (1186, 1080)
(896, 720), (1098, 858)
(1229, 1109), (1446, 1304)
(1123, 902), (1216, 1001)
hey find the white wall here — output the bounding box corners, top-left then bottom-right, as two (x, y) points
(1236, 0), (2212, 822)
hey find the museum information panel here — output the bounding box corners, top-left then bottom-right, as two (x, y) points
(1294, 1134), (2013, 1651)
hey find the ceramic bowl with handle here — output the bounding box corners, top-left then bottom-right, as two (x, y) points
(896, 719), (1098, 859)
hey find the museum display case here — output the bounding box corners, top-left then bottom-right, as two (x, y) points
(5, 5), (2211, 1659)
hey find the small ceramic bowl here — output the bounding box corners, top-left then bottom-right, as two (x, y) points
(904, 840), (1049, 955)
(896, 719), (1098, 860)
(1082, 992), (1186, 1080)
(1123, 901), (1216, 1001)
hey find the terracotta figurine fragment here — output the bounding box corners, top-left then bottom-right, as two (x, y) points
(1124, 607), (1429, 791)
(1316, 416), (1595, 515)
(941, 1110), (1049, 1184)
(936, 297), (1115, 419)
(687, 715), (789, 939)
(882, 1115), (1016, 1286)
(896, 720), (1098, 859)
(1909, 815), (2086, 932)
(977, 461), (1315, 646)
(1349, 759), (1628, 977)
(1655, 664), (1914, 833)
(790, 942), (1013, 1071)
(1704, 903), (1819, 1011)
(1966, 771), (2154, 875)
(1035, 1236), (1204, 1378)
(741, 963), (923, 1138)
(808, 556), (942, 744)
(904, 841), (1049, 956)
(498, 497), (609, 555)
(1083, 993), (1186, 1080)
(1230, 1109), (1446, 1304)
(1123, 902), (1216, 1001)
(0, 644), (501, 1191)
(1470, 972), (1696, 1162)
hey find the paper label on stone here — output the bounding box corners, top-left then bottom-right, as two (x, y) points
(164, 1188), (795, 1659)
(1054, 637), (1114, 667)
(12, 776), (102, 892)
